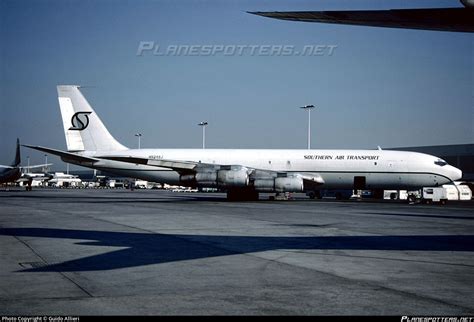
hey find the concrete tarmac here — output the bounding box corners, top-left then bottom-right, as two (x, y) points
(0, 188), (473, 315)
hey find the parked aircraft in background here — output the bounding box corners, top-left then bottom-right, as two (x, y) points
(47, 172), (82, 188)
(1, 139), (52, 190)
(249, 0), (474, 33)
(0, 139), (22, 185)
(17, 172), (54, 189)
(24, 86), (462, 200)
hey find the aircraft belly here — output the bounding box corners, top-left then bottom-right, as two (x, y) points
(317, 173), (353, 189)
(318, 172), (442, 189)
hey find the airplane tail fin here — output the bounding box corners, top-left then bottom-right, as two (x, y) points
(11, 138), (21, 167)
(57, 85), (128, 152)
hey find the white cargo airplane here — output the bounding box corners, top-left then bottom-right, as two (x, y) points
(24, 85), (462, 200)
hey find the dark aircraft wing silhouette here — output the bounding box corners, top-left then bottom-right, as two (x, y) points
(249, 7), (474, 33)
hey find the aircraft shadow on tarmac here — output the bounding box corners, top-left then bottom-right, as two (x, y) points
(1, 228), (473, 272)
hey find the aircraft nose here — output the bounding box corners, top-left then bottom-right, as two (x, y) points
(449, 166), (462, 181)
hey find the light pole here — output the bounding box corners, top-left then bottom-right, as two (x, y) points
(198, 121), (208, 149)
(135, 133), (142, 149)
(299, 105), (316, 149)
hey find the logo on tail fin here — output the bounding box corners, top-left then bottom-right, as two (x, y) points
(69, 112), (92, 131)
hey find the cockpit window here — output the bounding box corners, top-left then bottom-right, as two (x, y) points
(434, 159), (447, 166)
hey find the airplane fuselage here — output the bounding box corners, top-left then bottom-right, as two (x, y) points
(69, 148), (461, 190)
(26, 85), (463, 198)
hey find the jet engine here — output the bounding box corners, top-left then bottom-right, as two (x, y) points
(180, 167), (305, 192)
(217, 167), (249, 187)
(253, 176), (304, 192)
(180, 166), (250, 188)
(180, 172), (217, 187)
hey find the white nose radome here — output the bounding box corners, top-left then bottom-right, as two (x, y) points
(448, 165), (463, 182)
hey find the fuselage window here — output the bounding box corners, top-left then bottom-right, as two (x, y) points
(434, 159), (447, 166)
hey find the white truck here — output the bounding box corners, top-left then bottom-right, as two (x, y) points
(422, 187), (448, 204)
(419, 182), (472, 204)
(443, 184), (472, 200)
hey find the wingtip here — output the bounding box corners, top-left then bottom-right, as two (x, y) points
(247, 11), (268, 16)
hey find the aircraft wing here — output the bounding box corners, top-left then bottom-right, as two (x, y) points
(300, 173), (326, 189)
(0, 165), (14, 169)
(19, 163), (53, 170)
(249, 8), (474, 33)
(101, 156), (201, 173)
(101, 155), (325, 188)
(17, 175), (52, 183)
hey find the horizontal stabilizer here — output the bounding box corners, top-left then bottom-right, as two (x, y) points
(22, 145), (99, 164)
(20, 163), (53, 170)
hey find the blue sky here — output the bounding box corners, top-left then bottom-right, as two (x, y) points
(1, 0), (472, 168)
